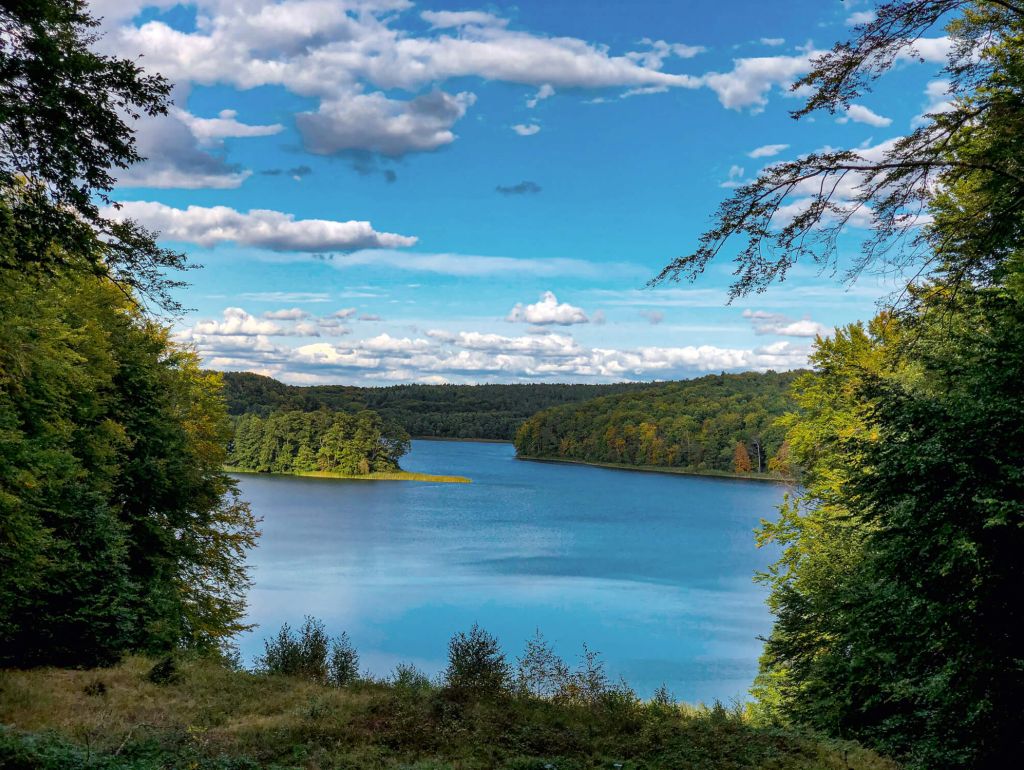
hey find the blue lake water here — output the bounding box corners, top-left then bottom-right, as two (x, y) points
(232, 439), (788, 704)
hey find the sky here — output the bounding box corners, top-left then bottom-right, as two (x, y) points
(94, 0), (953, 385)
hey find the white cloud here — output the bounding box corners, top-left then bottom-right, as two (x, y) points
(837, 103), (892, 127)
(298, 90), (477, 156)
(748, 143), (790, 158)
(512, 123), (541, 136)
(106, 201), (418, 251)
(173, 108), (284, 145)
(421, 10), (508, 29)
(331, 308), (358, 319)
(759, 37), (785, 47)
(191, 307), (314, 336)
(913, 79), (955, 126)
(846, 10), (877, 26)
(263, 308), (311, 320)
(181, 308), (813, 384)
(526, 83), (555, 108)
(507, 291), (589, 326)
(721, 164), (747, 188)
(699, 51), (817, 111)
(743, 309), (829, 337)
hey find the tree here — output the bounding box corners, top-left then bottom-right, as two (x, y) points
(732, 442), (752, 473)
(1, 0), (184, 309)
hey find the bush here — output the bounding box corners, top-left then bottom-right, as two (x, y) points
(257, 617), (358, 686)
(391, 662), (432, 692)
(443, 624), (510, 698)
(328, 631), (359, 686)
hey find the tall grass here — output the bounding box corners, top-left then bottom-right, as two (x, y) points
(0, 619), (898, 770)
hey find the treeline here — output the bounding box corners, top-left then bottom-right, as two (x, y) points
(221, 372), (654, 440)
(227, 410), (410, 475)
(514, 371), (800, 475)
(671, 4), (1024, 768)
(0, 2), (256, 667)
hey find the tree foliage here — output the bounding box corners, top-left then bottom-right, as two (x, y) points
(514, 371), (798, 474)
(0, 267), (258, 666)
(0, 0), (185, 310)
(227, 409), (410, 475)
(221, 371), (654, 441)
(662, 2), (1024, 767)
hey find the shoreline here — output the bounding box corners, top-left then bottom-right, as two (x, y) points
(515, 455), (793, 485)
(412, 436), (512, 444)
(224, 466), (471, 484)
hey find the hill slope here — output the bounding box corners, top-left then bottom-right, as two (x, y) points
(220, 372), (655, 440)
(514, 370), (801, 476)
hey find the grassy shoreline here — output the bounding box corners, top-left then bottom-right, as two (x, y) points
(224, 466), (471, 483)
(516, 455), (793, 484)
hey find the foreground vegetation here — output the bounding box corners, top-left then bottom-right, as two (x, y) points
(222, 372), (655, 440)
(515, 371), (798, 477)
(0, 621), (895, 770)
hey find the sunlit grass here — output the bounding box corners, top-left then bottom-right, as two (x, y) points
(224, 466), (471, 483)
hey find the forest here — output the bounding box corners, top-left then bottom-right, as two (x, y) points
(222, 371), (654, 440)
(227, 410), (411, 475)
(514, 371), (799, 475)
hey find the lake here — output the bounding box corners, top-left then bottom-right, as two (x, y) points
(232, 439), (788, 704)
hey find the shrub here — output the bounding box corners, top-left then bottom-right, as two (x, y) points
(257, 617), (359, 687)
(517, 630), (569, 699)
(443, 624), (510, 698)
(328, 631), (359, 686)
(147, 655), (180, 685)
(391, 662), (432, 692)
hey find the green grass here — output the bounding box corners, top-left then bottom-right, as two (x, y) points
(0, 657), (895, 770)
(516, 455), (792, 484)
(224, 466), (471, 483)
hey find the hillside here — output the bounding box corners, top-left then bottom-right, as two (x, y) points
(514, 371), (802, 476)
(0, 656), (895, 770)
(220, 372), (656, 440)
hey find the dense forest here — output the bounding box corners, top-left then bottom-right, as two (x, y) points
(658, 3), (1024, 767)
(0, 2), (257, 667)
(222, 371), (654, 440)
(227, 410), (411, 475)
(514, 371), (799, 475)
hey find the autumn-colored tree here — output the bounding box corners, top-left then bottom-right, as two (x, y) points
(732, 442), (752, 473)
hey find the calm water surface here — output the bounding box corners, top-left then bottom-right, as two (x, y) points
(232, 439), (787, 704)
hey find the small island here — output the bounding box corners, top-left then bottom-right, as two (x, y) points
(227, 409), (470, 483)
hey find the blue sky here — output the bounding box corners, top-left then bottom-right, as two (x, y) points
(95, 0), (951, 384)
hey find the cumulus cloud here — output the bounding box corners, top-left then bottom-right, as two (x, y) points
(913, 79), (955, 126)
(496, 180), (542, 195)
(512, 123), (541, 136)
(263, 308), (311, 320)
(759, 37), (785, 47)
(699, 51), (817, 111)
(106, 201), (418, 251)
(298, 90), (477, 156)
(507, 292), (589, 326)
(192, 307), (315, 336)
(837, 104), (892, 127)
(116, 109), (251, 189)
(181, 316), (812, 384)
(743, 309), (829, 337)
(748, 143), (789, 158)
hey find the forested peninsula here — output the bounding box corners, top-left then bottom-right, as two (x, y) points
(514, 371), (798, 478)
(225, 409), (469, 482)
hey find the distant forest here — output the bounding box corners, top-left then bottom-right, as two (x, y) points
(514, 371), (801, 475)
(221, 372), (654, 440)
